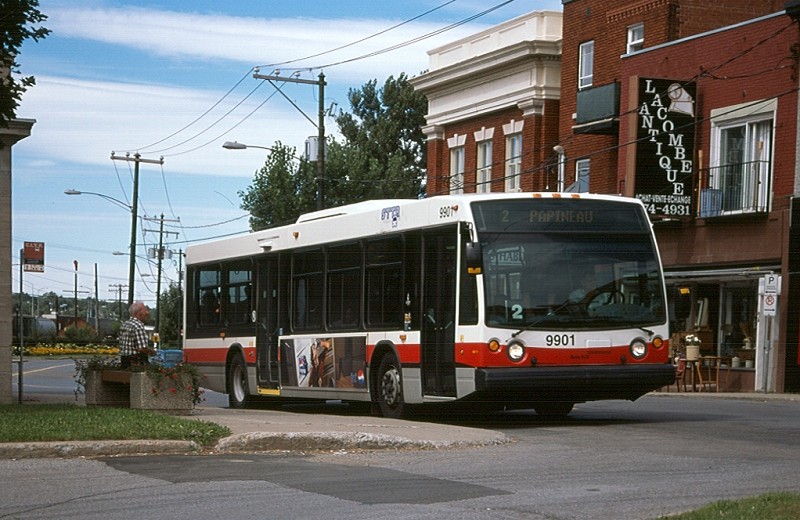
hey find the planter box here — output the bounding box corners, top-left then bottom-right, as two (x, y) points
(85, 370), (130, 407)
(84, 369), (194, 414)
(129, 371), (194, 414)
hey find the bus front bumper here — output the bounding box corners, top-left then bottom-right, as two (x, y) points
(474, 364), (675, 402)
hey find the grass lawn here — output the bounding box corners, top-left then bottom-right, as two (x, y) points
(658, 492), (800, 519)
(0, 404), (230, 447)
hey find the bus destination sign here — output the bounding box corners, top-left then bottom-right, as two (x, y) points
(472, 200), (649, 233)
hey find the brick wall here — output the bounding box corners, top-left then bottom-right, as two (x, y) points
(425, 104), (560, 197)
(560, 0), (788, 195)
(618, 13), (798, 208)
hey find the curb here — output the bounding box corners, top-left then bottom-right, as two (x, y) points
(213, 431), (513, 453)
(0, 431), (512, 459)
(0, 439), (200, 459)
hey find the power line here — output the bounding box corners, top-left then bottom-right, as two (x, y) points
(310, 1), (516, 70)
(258, 0), (457, 69)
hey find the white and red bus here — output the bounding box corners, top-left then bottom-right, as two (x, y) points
(183, 193), (674, 417)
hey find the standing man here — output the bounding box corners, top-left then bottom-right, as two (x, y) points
(119, 301), (151, 368)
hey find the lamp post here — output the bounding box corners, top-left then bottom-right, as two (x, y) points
(250, 71), (326, 210)
(65, 186), (140, 308)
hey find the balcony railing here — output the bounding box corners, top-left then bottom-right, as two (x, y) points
(698, 160), (771, 218)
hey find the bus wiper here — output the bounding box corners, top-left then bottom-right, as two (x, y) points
(511, 300), (576, 338)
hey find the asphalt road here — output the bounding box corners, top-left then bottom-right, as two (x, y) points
(4, 357), (800, 519)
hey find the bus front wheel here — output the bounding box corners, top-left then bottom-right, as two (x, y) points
(377, 354), (404, 419)
(227, 354), (250, 409)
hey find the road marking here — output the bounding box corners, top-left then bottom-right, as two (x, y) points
(12, 363), (74, 376)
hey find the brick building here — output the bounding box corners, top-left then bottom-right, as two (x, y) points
(560, 0), (797, 393)
(414, 1), (799, 392)
(410, 11), (563, 197)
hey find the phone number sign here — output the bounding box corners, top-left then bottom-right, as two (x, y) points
(634, 78), (696, 219)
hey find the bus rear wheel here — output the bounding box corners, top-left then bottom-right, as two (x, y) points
(377, 354), (404, 419)
(227, 354), (250, 409)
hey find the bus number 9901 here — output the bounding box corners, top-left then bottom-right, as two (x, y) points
(546, 334), (575, 347)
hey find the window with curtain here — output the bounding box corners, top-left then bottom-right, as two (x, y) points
(579, 40), (594, 89)
(450, 146), (465, 194)
(627, 24), (644, 54)
(476, 140), (492, 193)
(505, 133), (522, 192)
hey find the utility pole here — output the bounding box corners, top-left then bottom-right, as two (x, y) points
(144, 214), (179, 335)
(109, 284), (127, 320)
(109, 152), (164, 307)
(94, 263), (99, 332)
(252, 70), (326, 209)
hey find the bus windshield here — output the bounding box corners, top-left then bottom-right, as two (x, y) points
(473, 200), (665, 331)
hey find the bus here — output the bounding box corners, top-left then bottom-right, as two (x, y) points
(183, 193), (674, 417)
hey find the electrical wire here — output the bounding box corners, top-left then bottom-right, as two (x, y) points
(311, 1), (516, 70)
(121, 68), (256, 154)
(258, 0), (457, 69)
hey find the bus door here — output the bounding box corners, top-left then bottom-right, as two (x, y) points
(255, 257), (280, 388)
(420, 227), (457, 397)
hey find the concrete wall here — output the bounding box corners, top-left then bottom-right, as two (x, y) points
(0, 119), (34, 404)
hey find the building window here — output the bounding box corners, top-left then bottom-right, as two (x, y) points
(450, 146), (465, 194)
(712, 119), (773, 214)
(704, 99), (775, 216)
(573, 158), (590, 192)
(505, 133), (522, 192)
(447, 133), (467, 195)
(476, 140), (492, 193)
(627, 24), (644, 54)
(579, 40), (594, 89)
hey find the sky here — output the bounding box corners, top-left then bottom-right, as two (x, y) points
(10, 0), (562, 309)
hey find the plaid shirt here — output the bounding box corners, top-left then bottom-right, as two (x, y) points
(119, 317), (149, 356)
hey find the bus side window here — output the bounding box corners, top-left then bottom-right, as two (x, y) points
(200, 288), (220, 326)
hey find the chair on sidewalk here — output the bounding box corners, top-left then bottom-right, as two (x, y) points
(668, 358), (687, 392)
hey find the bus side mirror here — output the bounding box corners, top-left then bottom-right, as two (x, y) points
(465, 242), (482, 275)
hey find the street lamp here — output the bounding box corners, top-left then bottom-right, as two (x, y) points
(222, 141), (303, 159)
(251, 70), (326, 210)
(64, 188), (137, 308)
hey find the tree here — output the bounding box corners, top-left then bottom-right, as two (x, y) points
(1, 0), (50, 127)
(238, 74), (428, 229)
(238, 141), (317, 231)
(158, 283), (183, 348)
(329, 73), (428, 201)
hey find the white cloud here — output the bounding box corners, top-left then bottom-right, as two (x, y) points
(44, 5), (486, 80)
(17, 74), (313, 177)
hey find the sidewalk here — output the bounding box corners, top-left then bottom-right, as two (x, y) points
(3, 390), (797, 459)
(1, 392), (511, 458)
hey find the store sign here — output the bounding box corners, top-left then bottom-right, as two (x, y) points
(634, 78), (696, 219)
(23, 241), (44, 272)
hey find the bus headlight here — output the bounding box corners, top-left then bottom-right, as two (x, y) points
(630, 338), (648, 360)
(507, 340), (526, 362)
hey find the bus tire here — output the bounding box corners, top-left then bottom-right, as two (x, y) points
(377, 354), (404, 419)
(227, 353), (250, 409)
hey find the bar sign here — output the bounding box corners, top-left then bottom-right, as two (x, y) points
(23, 241), (44, 272)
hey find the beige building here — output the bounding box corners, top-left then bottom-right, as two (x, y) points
(1, 118), (35, 403)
